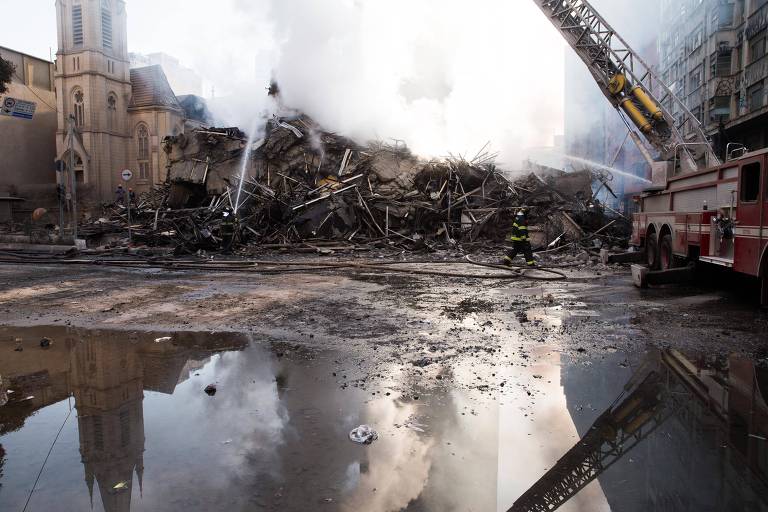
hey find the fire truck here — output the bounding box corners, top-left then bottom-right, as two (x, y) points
(531, 0), (768, 307)
(632, 148), (768, 306)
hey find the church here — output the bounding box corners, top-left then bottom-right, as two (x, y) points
(54, 0), (203, 204)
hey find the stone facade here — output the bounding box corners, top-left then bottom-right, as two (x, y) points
(54, 0), (188, 205)
(659, 0), (768, 157)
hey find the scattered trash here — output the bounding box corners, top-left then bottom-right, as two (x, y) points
(39, 337), (52, 349)
(221, 439), (233, 445)
(349, 425), (379, 445)
(154, 336), (172, 343)
(112, 482), (129, 492)
(204, 384), (217, 396)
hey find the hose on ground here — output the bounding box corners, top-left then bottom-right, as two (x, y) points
(0, 253), (569, 281)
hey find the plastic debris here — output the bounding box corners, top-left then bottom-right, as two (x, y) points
(204, 384), (217, 396)
(113, 482), (129, 491)
(154, 336), (172, 343)
(349, 425), (379, 445)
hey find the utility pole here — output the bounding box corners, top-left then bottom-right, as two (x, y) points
(67, 115), (78, 242)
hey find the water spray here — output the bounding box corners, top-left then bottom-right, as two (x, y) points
(560, 154), (652, 184)
(234, 120), (261, 214)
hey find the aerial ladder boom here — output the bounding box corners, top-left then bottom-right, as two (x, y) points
(508, 350), (734, 512)
(532, 0), (721, 175)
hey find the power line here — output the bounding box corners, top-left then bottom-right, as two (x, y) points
(11, 71), (58, 111)
(20, 407), (73, 512)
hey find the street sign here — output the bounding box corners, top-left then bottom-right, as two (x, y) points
(0, 96), (37, 120)
(121, 169), (133, 181)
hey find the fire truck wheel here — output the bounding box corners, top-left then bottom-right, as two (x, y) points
(646, 235), (660, 270)
(659, 234), (674, 270)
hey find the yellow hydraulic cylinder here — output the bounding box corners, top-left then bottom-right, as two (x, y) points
(623, 409), (656, 435)
(631, 86), (664, 121)
(608, 74), (626, 95)
(620, 97), (652, 133)
(611, 395), (644, 424)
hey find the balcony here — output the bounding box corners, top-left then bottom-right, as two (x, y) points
(745, 53), (768, 87)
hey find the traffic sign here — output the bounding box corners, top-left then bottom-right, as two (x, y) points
(1, 96), (37, 120)
(121, 169), (133, 181)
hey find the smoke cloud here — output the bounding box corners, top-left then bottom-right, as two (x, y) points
(125, 0), (567, 167)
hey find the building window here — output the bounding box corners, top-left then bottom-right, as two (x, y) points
(748, 82), (764, 112)
(687, 24), (703, 53)
(137, 124), (151, 179)
(107, 93), (117, 130)
(119, 410), (130, 447)
(101, 0), (113, 50)
(711, 46), (732, 78)
(751, 36), (766, 64)
(73, 89), (85, 127)
(691, 104), (703, 124)
(711, 3), (734, 30)
(709, 95), (731, 122)
(72, 5), (83, 47)
(689, 65), (702, 90)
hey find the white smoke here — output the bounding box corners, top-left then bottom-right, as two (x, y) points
(264, 0), (566, 167)
(121, 0), (567, 165)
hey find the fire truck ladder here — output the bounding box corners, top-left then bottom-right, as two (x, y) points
(532, 0), (720, 173)
(508, 350), (731, 512)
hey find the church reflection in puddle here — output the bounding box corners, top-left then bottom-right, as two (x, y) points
(0, 327), (499, 512)
(0, 327), (767, 512)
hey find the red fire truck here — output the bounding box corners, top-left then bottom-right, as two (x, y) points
(529, 1), (767, 307)
(632, 149), (768, 306)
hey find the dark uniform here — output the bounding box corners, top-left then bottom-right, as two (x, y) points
(504, 212), (535, 267)
(220, 210), (237, 253)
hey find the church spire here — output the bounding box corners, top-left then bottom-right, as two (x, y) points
(85, 470), (95, 509)
(136, 456), (144, 498)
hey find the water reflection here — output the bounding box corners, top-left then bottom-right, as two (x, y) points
(0, 328), (497, 512)
(0, 329), (246, 512)
(2, 327), (767, 512)
(511, 349), (768, 512)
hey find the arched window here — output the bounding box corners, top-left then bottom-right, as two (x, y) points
(136, 124), (151, 180)
(73, 88), (85, 128)
(107, 93), (117, 131)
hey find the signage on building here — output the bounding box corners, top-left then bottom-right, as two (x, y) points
(0, 97), (37, 120)
(121, 169), (133, 182)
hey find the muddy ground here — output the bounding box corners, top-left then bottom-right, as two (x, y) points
(1, 257), (767, 511)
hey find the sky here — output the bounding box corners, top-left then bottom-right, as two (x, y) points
(2, 0), (628, 167)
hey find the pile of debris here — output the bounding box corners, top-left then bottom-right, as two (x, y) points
(83, 114), (629, 255)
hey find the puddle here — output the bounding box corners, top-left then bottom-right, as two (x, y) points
(0, 327), (766, 511)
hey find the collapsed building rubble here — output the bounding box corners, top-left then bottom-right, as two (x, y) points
(80, 114), (630, 255)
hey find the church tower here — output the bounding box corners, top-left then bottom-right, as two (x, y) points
(54, 0), (132, 203)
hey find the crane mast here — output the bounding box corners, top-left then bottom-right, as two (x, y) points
(532, 0), (721, 175)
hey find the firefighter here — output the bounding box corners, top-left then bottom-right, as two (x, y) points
(503, 209), (536, 267)
(220, 208), (237, 253)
